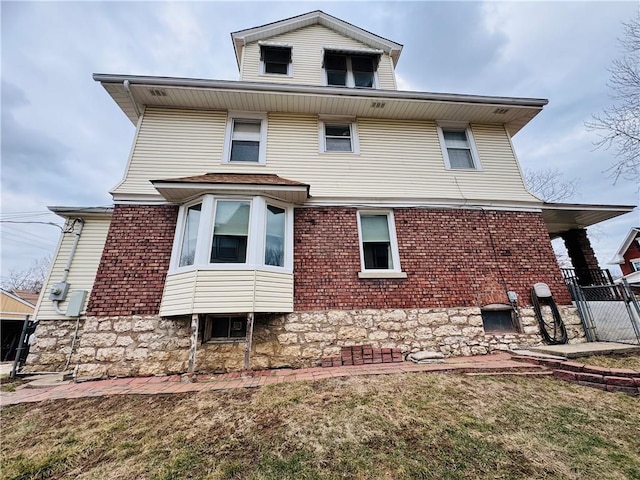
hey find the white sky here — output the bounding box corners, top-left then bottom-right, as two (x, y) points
(1, 1), (639, 283)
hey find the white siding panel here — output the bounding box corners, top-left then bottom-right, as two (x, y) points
(115, 109), (538, 203)
(254, 271), (293, 312)
(113, 108), (227, 196)
(158, 271), (197, 317)
(159, 269), (293, 316)
(36, 217), (111, 320)
(240, 24), (397, 90)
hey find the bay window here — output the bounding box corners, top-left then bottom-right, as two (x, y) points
(172, 195), (292, 272)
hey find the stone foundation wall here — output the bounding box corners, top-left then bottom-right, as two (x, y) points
(25, 306), (585, 377)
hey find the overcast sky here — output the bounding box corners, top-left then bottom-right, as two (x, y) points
(2, 1), (638, 285)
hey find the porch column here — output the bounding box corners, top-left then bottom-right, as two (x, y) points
(561, 228), (600, 285)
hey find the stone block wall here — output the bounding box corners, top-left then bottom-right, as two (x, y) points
(25, 306), (585, 377)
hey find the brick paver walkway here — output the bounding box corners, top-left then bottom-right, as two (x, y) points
(1, 353), (539, 406)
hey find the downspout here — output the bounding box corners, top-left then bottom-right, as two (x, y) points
(52, 218), (84, 315)
(123, 80), (141, 119)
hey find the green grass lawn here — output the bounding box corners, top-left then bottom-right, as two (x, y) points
(2, 373), (639, 480)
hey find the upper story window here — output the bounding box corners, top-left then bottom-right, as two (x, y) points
(324, 52), (378, 88)
(172, 195), (292, 272)
(436, 124), (481, 171)
(318, 117), (359, 153)
(631, 259), (640, 272)
(223, 112), (267, 164)
(260, 45), (292, 75)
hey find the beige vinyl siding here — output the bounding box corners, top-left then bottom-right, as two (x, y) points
(240, 24), (397, 90)
(113, 108), (227, 195)
(254, 270), (294, 312)
(159, 269), (293, 316)
(1, 293), (35, 320)
(115, 109), (539, 203)
(36, 217), (111, 320)
(158, 270), (197, 316)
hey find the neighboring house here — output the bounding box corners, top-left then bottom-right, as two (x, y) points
(26, 11), (634, 378)
(1, 289), (36, 361)
(610, 227), (640, 287)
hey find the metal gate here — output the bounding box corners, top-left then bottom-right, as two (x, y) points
(569, 279), (640, 345)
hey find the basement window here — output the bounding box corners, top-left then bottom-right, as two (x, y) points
(481, 305), (518, 332)
(200, 315), (247, 342)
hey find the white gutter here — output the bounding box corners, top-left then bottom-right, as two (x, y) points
(93, 73), (549, 108)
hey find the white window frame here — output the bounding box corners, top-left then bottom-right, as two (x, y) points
(259, 43), (293, 77)
(322, 51), (379, 89)
(170, 194), (293, 274)
(222, 111), (268, 165)
(630, 258), (640, 272)
(356, 210), (406, 279)
(436, 122), (482, 171)
(318, 117), (360, 154)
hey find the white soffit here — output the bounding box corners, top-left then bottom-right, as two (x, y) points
(96, 76), (548, 137)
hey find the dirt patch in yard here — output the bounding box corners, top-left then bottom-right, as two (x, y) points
(1, 373), (639, 479)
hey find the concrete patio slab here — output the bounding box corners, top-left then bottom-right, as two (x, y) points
(529, 342), (640, 358)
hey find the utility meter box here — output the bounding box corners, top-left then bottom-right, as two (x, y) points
(49, 282), (69, 301)
(65, 290), (87, 317)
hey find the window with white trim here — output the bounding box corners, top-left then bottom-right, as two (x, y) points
(357, 211), (403, 277)
(178, 203), (201, 267)
(260, 45), (292, 75)
(319, 119), (359, 153)
(223, 113), (267, 164)
(437, 125), (481, 170)
(324, 52), (378, 88)
(631, 258), (640, 272)
(210, 200), (250, 263)
(171, 195), (293, 272)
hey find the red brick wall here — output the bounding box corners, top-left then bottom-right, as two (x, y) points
(621, 232), (640, 275)
(294, 207), (571, 310)
(86, 205), (178, 316)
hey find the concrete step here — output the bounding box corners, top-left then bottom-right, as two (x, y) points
(21, 371), (74, 388)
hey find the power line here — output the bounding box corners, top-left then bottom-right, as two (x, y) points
(0, 221), (63, 231)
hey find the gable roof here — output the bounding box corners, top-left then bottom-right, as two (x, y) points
(609, 227), (640, 264)
(231, 10), (403, 69)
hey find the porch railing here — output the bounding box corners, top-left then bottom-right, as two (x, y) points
(561, 268), (614, 287)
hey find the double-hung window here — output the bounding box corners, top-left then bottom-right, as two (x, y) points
(631, 259), (640, 272)
(437, 124), (481, 170)
(319, 118), (359, 153)
(260, 45), (292, 75)
(357, 211), (405, 278)
(324, 52), (377, 88)
(178, 203), (202, 267)
(224, 113), (267, 164)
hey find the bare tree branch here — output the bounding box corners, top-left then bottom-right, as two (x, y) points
(523, 168), (580, 202)
(586, 13), (640, 184)
(1, 256), (51, 293)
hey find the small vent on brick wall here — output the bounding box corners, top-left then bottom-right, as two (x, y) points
(371, 101), (386, 109)
(149, 88), (167, 97)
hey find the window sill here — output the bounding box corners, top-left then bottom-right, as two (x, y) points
(358, 271), (407, 279)
(204, 338), (246, 344)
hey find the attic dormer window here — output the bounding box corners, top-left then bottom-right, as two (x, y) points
(260, 45), (292, 75)
(324, 51), (379, 88)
